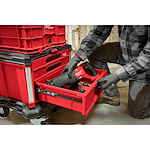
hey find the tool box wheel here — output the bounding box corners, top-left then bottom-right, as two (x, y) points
(0, 107), (10, 117)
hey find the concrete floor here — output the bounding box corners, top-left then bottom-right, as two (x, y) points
(1, 62), (150, 125)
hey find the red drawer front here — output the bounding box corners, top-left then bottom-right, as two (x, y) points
(35, 66), (107, 116)
(33, 56), (69, 82)
(31, 48), (70, 71)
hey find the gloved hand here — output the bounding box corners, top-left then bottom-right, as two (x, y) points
(97, 73), (120, 90)
(61, 55), (81, 78)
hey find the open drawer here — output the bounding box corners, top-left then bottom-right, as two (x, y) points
(35, 66), (107, 116)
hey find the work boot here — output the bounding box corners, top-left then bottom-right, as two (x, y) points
(97, 83), (120, 106)
(96, 91), (120, 106)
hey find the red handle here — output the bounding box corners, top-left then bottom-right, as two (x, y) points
(50, 49), (58, 53)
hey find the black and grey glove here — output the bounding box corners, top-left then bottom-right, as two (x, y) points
(61, 55), (81, 78)
(97, 73), (120, 90)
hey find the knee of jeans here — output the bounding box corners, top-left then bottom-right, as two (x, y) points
(128, 106), (148, 119)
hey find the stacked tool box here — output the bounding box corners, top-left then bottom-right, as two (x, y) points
(0, 25), (107, 123)
(0, 25), (71, 120)
(0, 44), (71, 108)
(0, 25), (66, 54)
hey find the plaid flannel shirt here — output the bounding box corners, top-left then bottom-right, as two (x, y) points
(75, 25), (150, 83)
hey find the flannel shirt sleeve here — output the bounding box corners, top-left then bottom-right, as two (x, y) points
(116, 26), (150, 82)
(75, 25), (114, 61)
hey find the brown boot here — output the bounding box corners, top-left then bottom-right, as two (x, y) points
(96, 92), (120, 106)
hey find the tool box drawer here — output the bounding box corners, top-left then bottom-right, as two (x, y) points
(33, 56), (69, 81)
(31, 48), (70, 71)
(35, 67), (107, 116)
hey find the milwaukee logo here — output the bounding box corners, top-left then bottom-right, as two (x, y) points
(75, 69), (84, 78)
(63, 52), (67, 56)
(44, 25), (54, 29)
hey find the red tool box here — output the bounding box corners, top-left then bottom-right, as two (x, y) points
(0, 44), (71, 108)
(0, 25), (107, 124)
(0, 25), (66, 54)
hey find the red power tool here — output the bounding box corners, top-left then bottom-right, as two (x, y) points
(45, 62), (98, 88)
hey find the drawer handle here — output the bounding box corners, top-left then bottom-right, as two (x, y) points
(46, 62), (61, 72)
(46, 53), (61, 63)
(50, 49), (58, 53)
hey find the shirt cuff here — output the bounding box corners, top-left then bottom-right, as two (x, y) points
(116, 67), (130, 82)
(75, 52), (87, 61)
(75, 54), (82, 60)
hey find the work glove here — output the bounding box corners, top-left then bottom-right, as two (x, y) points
(97, 73), (120, 90)
(61, 55), (81, 79)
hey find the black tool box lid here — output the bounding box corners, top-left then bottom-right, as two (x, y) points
(0, 44), (72, 66)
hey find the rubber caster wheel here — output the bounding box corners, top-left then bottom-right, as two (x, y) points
(30, 116), (49, 125)
(0, 107), (10, 117)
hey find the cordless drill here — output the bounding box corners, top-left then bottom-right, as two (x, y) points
(45, 62), (98, 88)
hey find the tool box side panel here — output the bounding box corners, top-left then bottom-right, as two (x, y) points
(83, 70), (107, 115)
(0, 61), (29, 103)
(71, 69), (107, 116)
